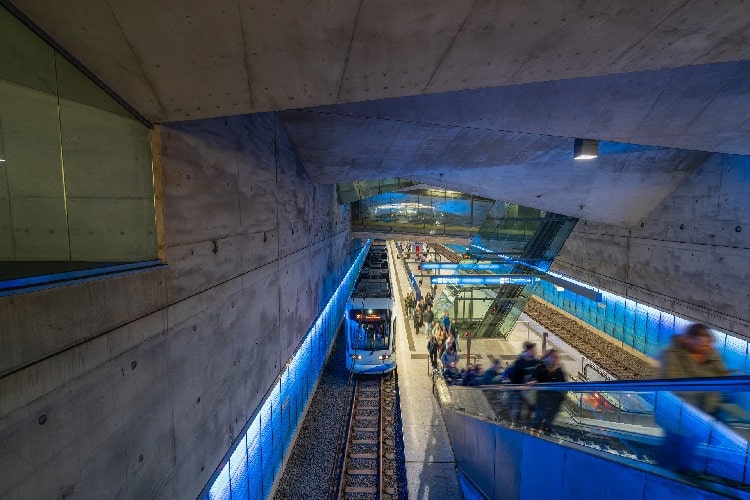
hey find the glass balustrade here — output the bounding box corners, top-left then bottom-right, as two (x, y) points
(439, 376), (750, 491)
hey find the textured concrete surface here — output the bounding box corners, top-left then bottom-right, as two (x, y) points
(3, 1), (749, 335)
(281, 107), (712, 225)
(2, 1), (750, 497)
(552, 153), (750, 336)
(11, 1), (750, 124)
(0, 113), (352, 498)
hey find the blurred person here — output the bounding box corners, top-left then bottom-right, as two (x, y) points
(444, 332), (455, 353)
(657, 323), (739, 471)
(436, 327), (446, 356)
(461, 364), (482, 386)
(430, 322), (441, 338)
(443, 361), (460, 385)
(441, 343), (459, 370)
(530, 349), (566, 433)
(505, 342), (540, 424)
(405, 291), (415, 318)
(660, 323), (730, 417)
(481, 357), (504, 385)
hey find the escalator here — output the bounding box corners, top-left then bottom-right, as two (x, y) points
(473, 211), (578, 338)
(444, 377), (750, 498)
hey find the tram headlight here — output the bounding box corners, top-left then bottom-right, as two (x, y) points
(352, 354), (362, 360)
(378, 354), (391, 360)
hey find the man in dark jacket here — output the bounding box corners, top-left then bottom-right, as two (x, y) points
(427, 335), (439, 369)
(422, 305), (434, 337)
(507, 341), (540, 424)
(530, 349), (566, 432)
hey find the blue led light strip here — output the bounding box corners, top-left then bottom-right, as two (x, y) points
(0, 260), (164, 297)
(201, 241), (371, 500)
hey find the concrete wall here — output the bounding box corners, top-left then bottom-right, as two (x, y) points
(0, 112), (351, 498)
(553, 153), (750, 338)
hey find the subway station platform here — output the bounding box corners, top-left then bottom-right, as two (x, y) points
(386, 241), (604, 498)
(387, 241), (750, 500)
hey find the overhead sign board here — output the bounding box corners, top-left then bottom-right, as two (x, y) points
(430, 275), (538, 286)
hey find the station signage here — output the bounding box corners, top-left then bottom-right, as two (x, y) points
(420, 262), (509, 271)
(430, 275), (538, 286)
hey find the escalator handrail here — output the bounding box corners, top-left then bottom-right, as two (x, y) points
(481, 375), (750, 393)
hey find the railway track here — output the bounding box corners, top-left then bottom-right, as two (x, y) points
(524, 297), (657, 380)
(336, 373), (399, 499)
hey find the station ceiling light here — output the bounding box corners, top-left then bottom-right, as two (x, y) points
(574, 138), (598, 160)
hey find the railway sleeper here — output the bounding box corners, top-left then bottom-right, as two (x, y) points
(345, 486), (377, 494)
(346, 469), (378, 475)
(352, 439), (378, 444)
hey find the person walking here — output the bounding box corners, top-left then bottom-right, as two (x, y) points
(413, 302), (422, 334)
(422, 305), (434, 337)
(427, 335), (439, 370)
(442, 311), (451, 333)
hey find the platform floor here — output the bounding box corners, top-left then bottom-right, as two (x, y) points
(387, 241), (593, 498)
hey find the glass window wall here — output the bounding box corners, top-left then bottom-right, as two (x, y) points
(0, 6), (157, 292)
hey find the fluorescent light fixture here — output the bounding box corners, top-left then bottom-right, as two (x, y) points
(574, 138), (598, 160)
(431, 275), (538, 286)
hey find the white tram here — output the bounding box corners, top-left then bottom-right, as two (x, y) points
(345, 241), (397, 374)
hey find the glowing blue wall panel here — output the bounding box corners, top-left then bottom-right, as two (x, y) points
(259, 402), (275, 498)
(201, 242), (371, 499)
(247, 419), (262, 495)
(724, 335), (749, 373)
(229, 437), (249, 500)
(208, 466), (230, 500)
(534, 278), (749, 375)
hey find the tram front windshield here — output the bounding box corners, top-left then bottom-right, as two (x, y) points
(350, 309), (390, 350)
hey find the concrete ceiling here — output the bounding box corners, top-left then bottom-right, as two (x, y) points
(8, 1), (750, 225)
(11, 0), (750, 122)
